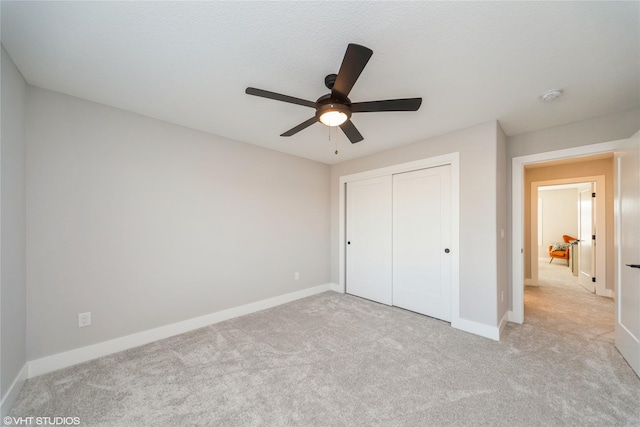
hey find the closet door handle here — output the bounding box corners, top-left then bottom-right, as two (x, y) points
(626, 264), (640, 269)
(444, 248), (450, 254)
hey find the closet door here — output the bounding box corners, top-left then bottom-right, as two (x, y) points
(346, 176), (393, 305)
(393, 165), (451, 321)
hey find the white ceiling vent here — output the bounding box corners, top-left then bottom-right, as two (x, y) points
(540, 89), (564, 102)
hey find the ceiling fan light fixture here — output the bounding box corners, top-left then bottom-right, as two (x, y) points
(319, 110), (348, 126)
(317, 103), (350, 127)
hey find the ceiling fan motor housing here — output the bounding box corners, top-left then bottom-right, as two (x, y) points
(324, 74), (338, 90)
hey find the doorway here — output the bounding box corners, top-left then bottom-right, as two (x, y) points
(511, 140), (624, 324)
(530, 177), (606, 295)
(537, 183), (582, 288)
(513, 135), (640, 378)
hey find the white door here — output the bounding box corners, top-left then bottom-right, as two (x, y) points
(615, 130), (640, 377)
(346, 176), (393, 305)
(393, 166), (451, 321)
(578, 183), (596, 292)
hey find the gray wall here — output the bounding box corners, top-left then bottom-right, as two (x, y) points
(331, 121), (499, 327)
(1, 46), (27, 397)
(508, 109), (640, 159)
(26, 87), (331, 360)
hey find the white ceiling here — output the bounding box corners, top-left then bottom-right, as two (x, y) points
(2, 1), (638, 165)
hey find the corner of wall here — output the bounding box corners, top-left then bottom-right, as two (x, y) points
(0, 364), (27, 418)
(0, 45), (28, 416)
(496, 121), (509, 322)
(453, 318), (501, 341)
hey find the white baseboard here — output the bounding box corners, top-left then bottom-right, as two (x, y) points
(329, 282), (342, 293)
(605, 289), (615, 299)
(507, 310), (523, 324)
(1, 363), (28, 418)
(498, 311), (509, 339)
(28, 284), (333, 378)
(453, 317), (500, 341)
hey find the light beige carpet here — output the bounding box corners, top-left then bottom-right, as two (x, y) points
(9, 276), (640, 426)
(538, 258), (580, 289)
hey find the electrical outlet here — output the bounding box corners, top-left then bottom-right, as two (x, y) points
(294, 272), (300, 281)
(78, 312), (91, 328)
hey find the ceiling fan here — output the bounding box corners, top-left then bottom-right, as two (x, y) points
(245, 43), (422, 144)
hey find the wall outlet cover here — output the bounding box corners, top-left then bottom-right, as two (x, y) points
(78, 312), (91, 328)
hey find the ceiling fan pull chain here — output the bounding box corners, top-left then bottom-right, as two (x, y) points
(335, 126), (339, 155)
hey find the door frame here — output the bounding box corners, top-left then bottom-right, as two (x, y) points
(511, 139), (626, 324)
(530, 176), (606, 296)
(338, 152), (460, 326)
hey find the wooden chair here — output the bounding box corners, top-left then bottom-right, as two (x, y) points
(548, 235), (578, 265)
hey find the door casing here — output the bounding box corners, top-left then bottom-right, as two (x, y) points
(512, 139), (628, 324)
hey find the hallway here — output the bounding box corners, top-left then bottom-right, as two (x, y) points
(507, 261), (640, 422)
(538, 258), (584, 291)
(527, 260), (613, 342)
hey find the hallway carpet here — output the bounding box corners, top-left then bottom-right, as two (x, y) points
(9, 283), (640, 426)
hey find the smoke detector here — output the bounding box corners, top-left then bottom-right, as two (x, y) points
(540, 89), (563, 102)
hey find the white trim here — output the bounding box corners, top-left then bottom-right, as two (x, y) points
(28, 284), (333, 378)
(1, 363), (27, 418)
(506, 310), (515, 324)
(498, 311), (510, 339)
(511, 139), (627, 324)
(338, 153), (461, 329)
(340, 154), (458, 184)
(455, 318), (500, 341)
(328, 282), (342, 293)
(450, 158), (461, 325)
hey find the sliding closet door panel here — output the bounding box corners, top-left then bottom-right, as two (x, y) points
(346, 176), (393, 305)
(393, 165), (451, 320)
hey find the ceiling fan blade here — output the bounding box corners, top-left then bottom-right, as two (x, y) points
(351, 98), (423, 113)
(331, 44), (373, 100)
(246, 87), (316, 108)
(280, 117), (318, 137)
(340, 120), (364, 144)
